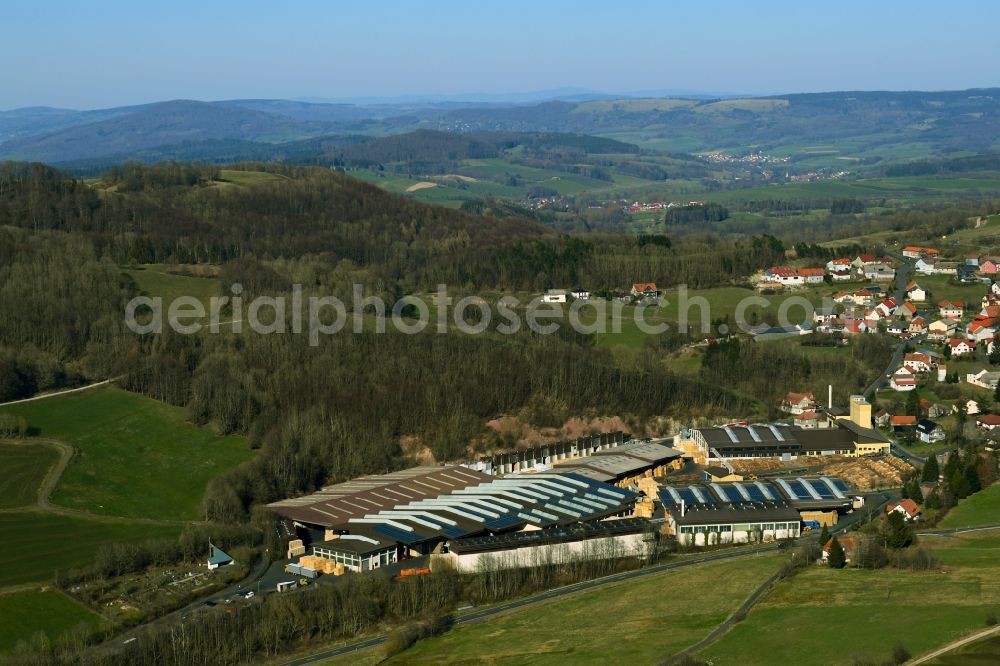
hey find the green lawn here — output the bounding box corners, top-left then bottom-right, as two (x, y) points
(0, 511), (180, 587)
(0, 442), (59, 508)
(918, 275), (988, 306)
(385, 556), (781, 665)
(0, 589), (108, 652)
(702, 533), (1000, 665)
(939, 483), (1000, 529)
(0, 388), (253, 520)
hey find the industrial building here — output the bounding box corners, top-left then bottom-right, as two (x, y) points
(268, 466), (642, 571)
(658, 476), (854, 545)
(676, 396), (890, 463)
(465, 431), (632, 475)
(542, 440), (683, 485)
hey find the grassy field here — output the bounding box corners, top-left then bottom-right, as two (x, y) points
(939, 483), (1000, 529)
(0, 511), (181, 587)
(701, 532), (1000, 665)
(216, 169), (289, 187)
(0, 442), (59, 508)
(123, 264), (220, 311)
(383, 556), (781, 665)
(0, 589), (107, 652)
(0, 388), (253, 520)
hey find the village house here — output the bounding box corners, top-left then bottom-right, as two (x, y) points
(966, 254), (981, 267)
(966, 399), (982, 416)
(890, 415), (917, 430)
(885, 320), (907, 337)
(976, 414), (1000, 431)
(852, 254), (879, 268)
(903, 352), (934, 373)
(934, 261), (960, 276)
(822, 536), (856, 563)
(864, 264), (896, 281)
(905, 281), (927, 302)
(902, 246), (940, 259)
(909, 316), (928, 336)
(916, 419), (946, 443)
(799, 267), (826, 284)
(794, 410), (821, 429)
(896, 300), (918, 321)
(889, 367), (917, 392)
(762, 267), (804, 287)
(966, 368), (1000, 390)
(875, 297), (898, 318)
(939, 301), (964, 320)
(928, 318), (958, 341)
(887, 499), (921, 522)
(874, 409), (891, 428)
(948, 338), (975, 357)
(630, 282), (660, 299)
(915, 257), (938, 275)
(979, 259), (1000, 276)
(830, 269), (853, 282)
(967, 318), (997, 344)
(571, 288), (590, 300)
(781, 391), (817, 415)
(826, 257), (854, 272)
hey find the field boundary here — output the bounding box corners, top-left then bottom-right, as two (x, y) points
(906, 624), (1000, 665)
(0, 377), (121, 407)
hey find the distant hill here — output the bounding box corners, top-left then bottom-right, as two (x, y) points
(5, 88), (1000, 166)
(0, 100), (341, 162)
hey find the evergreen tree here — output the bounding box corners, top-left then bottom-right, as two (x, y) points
(921, 454), (940, 482)
(818, 524), (830, 547)
(827, 537), (847, 568)
(965, 463), (983, 494)
(885, 510), (915, 549)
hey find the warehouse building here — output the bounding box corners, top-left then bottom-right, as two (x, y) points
(269, 466), (641, 566)
(542, 440), (683, 485)
(676, 396), (889, 463)
(658, 476), (854, 544)
(442, 518), (650, 572)
(465, 431), (632, 475)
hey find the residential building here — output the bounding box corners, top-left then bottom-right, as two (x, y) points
(781, 391), (817, 415)
(631, 282), (659, 299)
(928, 318), (958, 341)
(939, 301), (964, 319)
(905, 282), (927, 301)
(967, 368), (1000, 390)
(822, 536), (856, 563)
(979, 259), (1000, 275)
(902, 246), (940, 259)
(915, 257), (938, 274)
(935, 261), (961, 276)
(887, 499), (922, 522)
(948, 338), (975, 357)
(571, 288), (590, 300)
(903, 353), (933, 373)
(916, 419), (946, 443)
(909, 317), (928, 336)
(966, 399), (982, 416)
(890, 367), (917, 392)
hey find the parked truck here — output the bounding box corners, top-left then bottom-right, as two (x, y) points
(276, 581), (296, 593)
(299, 566), (319, 579)
(801, 520), (821, 532)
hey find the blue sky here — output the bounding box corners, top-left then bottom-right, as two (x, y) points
(3, 0), (999, 109)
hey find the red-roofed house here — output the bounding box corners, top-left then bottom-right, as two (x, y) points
(798, 267), (826, 283)
(968, 318), (997, 343)
(887, 499), (922, 522)
(977, 414), (1000, 430)
(794, 410), (821, 429)
(782, 391), (817, 415)
(890, 415), (917, 427)
(979, 259), (1000, 275)
(826, 257), (853, 271)
(902, 246), (940, 259)
(631, 282), (659, 298)
(903, 353), (933, 373)
(905, 281), (927, 301)
(909, 316), (928, 335)
(897, 300), (918, 320)
(890, 368), (917, 392)
(948, 338), (975, 357)
(822, 536), (856, 563)
(853, 254), (878, 267)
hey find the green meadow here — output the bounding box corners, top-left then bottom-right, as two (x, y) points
(0, 442), (59, 508)
(0, 589), (108, 652)
(0, 388), (253, 520)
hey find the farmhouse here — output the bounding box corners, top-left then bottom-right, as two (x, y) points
(887, 499), (921, 522)
(903, 352), (934, 373)
(902, 246), (940, 259)
(909, 317), (928, 335)
(781, 391), (817, 415)
(915, 258), (938, 275)
(864, 264), (896, 281)
(631, 282), (659, 298)
(889, 368), (917, 392)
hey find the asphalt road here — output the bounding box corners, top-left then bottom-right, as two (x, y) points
(863, 254), (914, 400)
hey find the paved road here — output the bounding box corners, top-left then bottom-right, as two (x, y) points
(863, 254), (914, 400)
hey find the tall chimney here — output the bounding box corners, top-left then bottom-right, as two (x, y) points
(680, 499), (686, 517)
(828, 385), (833, 409)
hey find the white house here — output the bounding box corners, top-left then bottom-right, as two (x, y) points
(571, 288), (591, 300)
(939, 301), (964, 319)
(966, 399), (982, 415)
(890, 367), (917, 392)
(917, 419), (946, 443)
(542, 289), (568, 303)
(887, 499), (921, 522)
(948, 338), (975, 357)
(864, 264), (896, 281)
(967, 368), (1000, 390)
(915, 258), (938, 275)
(903, 353), (933, 373)
(905, 282), (927, 302)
